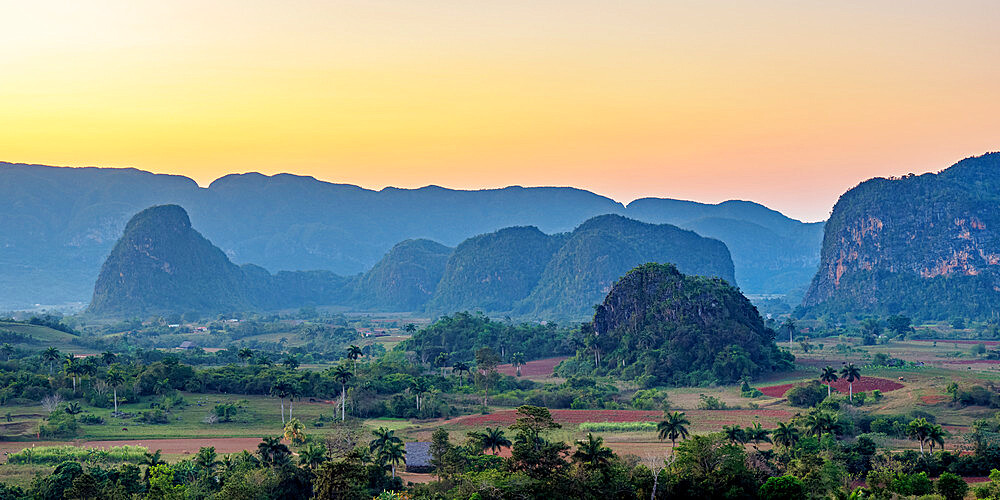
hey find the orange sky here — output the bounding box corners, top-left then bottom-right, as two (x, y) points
(2, 1), (999, 221)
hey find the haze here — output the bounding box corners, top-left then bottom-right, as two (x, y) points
(2, 1), (999, 221)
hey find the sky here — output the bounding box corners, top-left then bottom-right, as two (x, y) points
(1, 1), (999, 222)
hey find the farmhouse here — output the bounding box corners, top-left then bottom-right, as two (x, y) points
(404, 442), (432, 473)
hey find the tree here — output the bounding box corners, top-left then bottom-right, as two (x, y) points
(104, 369), (125, 414)
(782, 317), (796, 347)
(928, 423), (946, 452)
(332, 365), (353, 421)
(573, 433), (614, 470)
(403, 323), (417, 333)
(511, 405), (561, 448)
(410, 377), (431, 413)
(257, 436), (292, 466)
(270, 380), (293, 425)
(760, 475), (806, 500)
(282, 354), (300, 370)
(479, 426), (511, 455)
(723, 424), (747, 446)
(42, 347), (61, 375)
(510, 352), (526, 377)
(370, 427), (403, 454)
(286, 381), (301, 420)
(0, 343), (13, 361)
(237, 348), (253, 365)
(886, 315), (912, 337)
(63, 355), (82, 392)
(195, 446), (220, 471)
(805, 411), (837, 438)
(101, 351), (117, 366)
(452, 361), (471, 385)
(378, 440), (405, 478)
(298, 441), (327, 468)
(283, 418), (306, 445)
(347, 344), (363, 374)
(745, 422), (771, 450)
(64, 402), (83, 415)
(936, 471), (968, 500)
(907, 417), (932, 455)
(772, 421), (800, 450)
(840, 363), (861, 402)
(820, 366), (839, 397)
(657, 411), (691, 451)
(475, 347), (500, 406)
(434, 352), (450, 377)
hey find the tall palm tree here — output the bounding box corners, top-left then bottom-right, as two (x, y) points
(283, 418), (306, 445)
(820, 366), (839, 397)
(907, 417), (932, 455)
(105, 369), (125, 414)
(746, 422), (771, 450)
(573, 433), (614, 469)
(63, 355), (80, 392)
(237, 348), (253, 365)
(270, 380), (292, 425)
(379, 440), (406, 478)
(723, 424), (746, 446)
(286, 382), (301, 420)
(510, 352), (526, 377)
(782, 317), (796, 347)
(927, 424), (946, 452)
(434, 352), (451, 377)
(772, 421), (801, 450)
(410, 378), (430, 412)
(840, 364), (861, 402)
(42, 347), (60, 375)
(657, 411), (691, 451)
(257, 436), (292, 467)
(452, 362), (471, 385)
(332, 366), (353, 421)
(347, 345), (363, 375)
(480, 427), (511, 455)
(370, 427), (403, 464)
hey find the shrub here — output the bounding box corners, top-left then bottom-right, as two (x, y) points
(786, 381), (827, 407)
(78, 415), (105, 425)
(697, 394), (727, 410)
(138, 409), (170, 424)
(759, 475), (806, 500)
(39, 410), (78, 438)
(935, 472), (968, 500)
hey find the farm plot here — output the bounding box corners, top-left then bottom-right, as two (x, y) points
(453, 408), (792, 433)
(496, 356), (568, 379)
(759, 377), (904, 398)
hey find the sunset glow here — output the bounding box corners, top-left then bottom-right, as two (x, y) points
(2, 1), (999, 220)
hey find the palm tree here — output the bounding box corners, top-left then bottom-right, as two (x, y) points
(782, 317), (796, 347)
(65, 402), (83, 414)
(79, 360), (97, 391)
(0, 343), (13, 361)
(840, 364), (861, 402)
(573, 433), (614, 469)
(452, 362), (471, 385)
(745, 422), (771, 450)
(379, 440), (406, 478)
(141, 449), (166, 480)
(820, 366), (839, 397)
(332, 366), (353, 421)
(63, 355), (81, 392)
(195, 447), (220, 471)
(257, 436), (292, 466)
(101, 351), (117, 366)
(237, 348), (253, 365)
(480, 427), (511, 455)
(282, 354), (299, 370)
(928, 424), (946, 452)
(42, 347), (60, 375)
(270, 380), (293, 425)
(347, 345), (363, 375)
(370, 427), (402, 454)
(283, 418), (307, 445)
(907, 417), (932, 455)
(723, 424), (746, 446)
(805, 412), (837, 438)
(286, 381), (301, 420)
(105, 369), (125, 414)
(410, 378), (430, 412)
(772, 421), (800, 450)
(657, 411), (691, 451)
(298, 441), (327, 468)
(510, 352), (526, 377)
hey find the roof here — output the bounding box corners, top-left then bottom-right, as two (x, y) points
(177, 341), (194, 348)
(404, 442), (431, 467)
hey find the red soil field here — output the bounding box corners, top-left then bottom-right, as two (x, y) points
(454, 409), (792, 428)
(945, 359), (1000, 364)
(496, 356), (568, 378)
(920, 395), (951, 404)
(759, 377), (904, 398)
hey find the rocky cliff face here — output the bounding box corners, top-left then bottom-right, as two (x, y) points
(803, 153), (1000, 318)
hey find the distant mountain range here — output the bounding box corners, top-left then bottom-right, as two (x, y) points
(802, 152), (1000, 319)
(0, 162), (822, 310)
(89, 206), (733, 319)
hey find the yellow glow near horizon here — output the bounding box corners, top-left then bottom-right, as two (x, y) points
(2, 1), (999, 221)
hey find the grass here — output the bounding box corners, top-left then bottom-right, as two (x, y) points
(0, 321), (84, 352)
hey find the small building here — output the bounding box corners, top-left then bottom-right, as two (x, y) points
(177, 341), (195, 350)
(404, 442), (432, 473)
